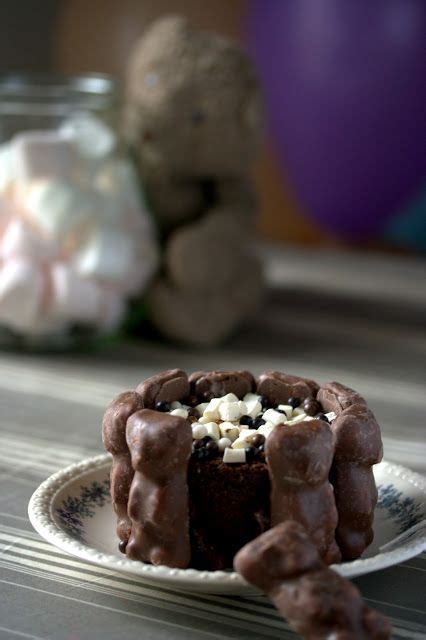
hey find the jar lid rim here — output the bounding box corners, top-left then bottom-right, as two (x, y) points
(0, 72), (118, 98)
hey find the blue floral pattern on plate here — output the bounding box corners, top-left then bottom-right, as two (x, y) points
(56, 479), (110, 539)
(56, 479), (424, 542)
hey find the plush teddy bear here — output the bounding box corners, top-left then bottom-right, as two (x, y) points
(124, 15), (264, 345)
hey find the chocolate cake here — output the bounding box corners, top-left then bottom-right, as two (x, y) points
(102, 369), (383, 570)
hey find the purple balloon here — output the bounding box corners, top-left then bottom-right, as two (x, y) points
(247, 0), (426, 239)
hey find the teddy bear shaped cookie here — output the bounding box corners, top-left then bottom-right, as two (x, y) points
(124, 15), (264, 345)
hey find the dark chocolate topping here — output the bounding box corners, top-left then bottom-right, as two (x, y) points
(234, 521), (391, 640)
(125, 409), (192, 568)
(317, 381), (366, 415)
(136, 369), (189, 409)
(257, 371), (319, 405)
(189, 370), (255, 400)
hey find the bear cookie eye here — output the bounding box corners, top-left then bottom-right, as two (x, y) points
(191, 109), (206, 124)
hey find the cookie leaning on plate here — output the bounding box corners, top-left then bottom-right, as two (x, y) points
(102, 369), (383, 570)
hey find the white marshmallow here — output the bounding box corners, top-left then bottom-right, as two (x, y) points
(262, 408), (287, 426)
(170, 401), (182, 410)
(203, 397), (223, 421)
(277, 404), (293, 419)
(13, 131), (77, 183)
(243, 393), (261, 403)
(204, 422), (220, 440)
(94, 159), (143, 211)
(0, 258), (44, 332)
(221, 393), (239, 403)
(50, 263), (101, 323)
(121, 238), (159, 296)
(25, 180), (97, 241)
(218, 437), (232, 452)
(325, 411), (337, 422)
(218, 401), (246, 422)
(219, 422), (240, 442)
(170, 408), (189, 419)
(198, 416), (211, 424)
(195, 402), (209, 416)
(292, 407), (305, 417)
(257, 421), (275, 439)
(1, 218), (55, 262)
(232, 429), (256, 449)
(244, 397), (262, 419)
(192, 423), (207, 440)
(97, 289), (126, 332)
(74, 228), (135, 283)
(223, 448), (246, 464)
(0, 143), (13, 194)
(286, 412), (309, 425)
(60, 113), (116, 160)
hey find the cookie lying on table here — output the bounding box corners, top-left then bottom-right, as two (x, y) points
(102, 368), (383, 570)
(234, 521), (391, 640)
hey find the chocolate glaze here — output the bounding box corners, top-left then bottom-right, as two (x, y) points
(330, 404), (383, 559)
(125, 409), (192, 568)
(136, 369), (189, 408)
(189, 370), (255, 400)
(234, 521), (391, 640)
(266, 420), (341, 564)
(102, 391), (144, 543)
(317, 381), (366, 415)
(257, 372), (319, 406)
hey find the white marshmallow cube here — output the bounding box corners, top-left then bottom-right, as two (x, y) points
(262, 408), (287, 426)
(195, 402), (209, 416)
(26, 180), (97, 241)
(204, 422), (220, 440)
(277, 404), (293, 419)
(0, 258), (44, 332)
(219, 401), (247, 422)
(50, 263), (102, 323)
(223, 448), (246, 464)
(170, 401), (182, 410)
(170, 408), (189, 419)
(219, 422), (240, 442)
(192, 423), (208, 440)
(325, 412), (337, 422)
(96, 289), (126, 332)
(95, 159), (143, 211)
(60, 113), (116, 160)
(220, 393), (239, 403)
(1, 218), (55, 262)
(286, 412), (309, 426)
(218, 437), (232, 452)
(232, 429), (256, 449)
(244, 397), (262, 419)
(13, 131), (77, 183)
(74, 228), (135, 283)
(257, 421), (275, 439)
(203, 397), (223, 421)
(0, 143), (13, 194)
(292, 407), (305, 417)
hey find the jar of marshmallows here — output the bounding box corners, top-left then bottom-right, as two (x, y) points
(0, 74), (158, 349)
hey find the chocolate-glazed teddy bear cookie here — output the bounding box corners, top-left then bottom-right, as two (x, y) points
(124, 16), (264, 345)
(235, 521), (391, 640)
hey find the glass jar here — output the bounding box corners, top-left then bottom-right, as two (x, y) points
(0, 74), (158, 350)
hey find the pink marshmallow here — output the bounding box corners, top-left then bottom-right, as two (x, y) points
(0, 257), (44, 332)
(50, 263), (102, 323)
(1, 218), (56, 262)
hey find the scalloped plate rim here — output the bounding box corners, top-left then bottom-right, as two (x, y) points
(28, 453), (426, 594)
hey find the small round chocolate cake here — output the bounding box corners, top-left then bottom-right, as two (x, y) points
(102, 369), (383, 570)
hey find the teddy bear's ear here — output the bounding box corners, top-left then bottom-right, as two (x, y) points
(141, 14), (191, 42)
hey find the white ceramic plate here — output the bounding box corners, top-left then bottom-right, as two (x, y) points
(29, 454), (426, 595)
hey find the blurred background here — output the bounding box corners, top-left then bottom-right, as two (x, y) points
(1, 0), (425, 251)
